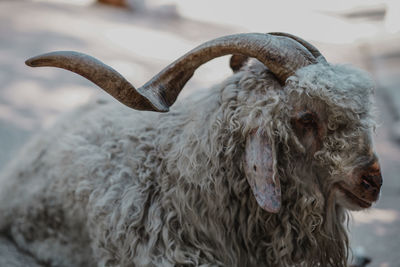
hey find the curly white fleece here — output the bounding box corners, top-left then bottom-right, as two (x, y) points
(0, 60), (375, 267)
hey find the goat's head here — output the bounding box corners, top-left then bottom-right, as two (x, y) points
(238, 59), (381, 213)
(286, 63), (381, 212)
(25, 33), (382, 214)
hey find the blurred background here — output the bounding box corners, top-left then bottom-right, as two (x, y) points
(0, 0), (399, 266)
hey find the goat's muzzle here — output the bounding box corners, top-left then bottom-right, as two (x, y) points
(337, 159), (382, 209)
(359, 161), (382, 201)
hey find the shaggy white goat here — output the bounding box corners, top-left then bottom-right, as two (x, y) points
(0, 33), (382, 267)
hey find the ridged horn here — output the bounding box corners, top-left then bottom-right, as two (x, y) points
(26, 33), (316, 112)
(268, 32), (327, 62)
(230, 32), (326, 73)
(26, 52), (164, 111)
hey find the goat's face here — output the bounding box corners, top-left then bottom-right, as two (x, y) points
(242, 62), (382, 213)
(288, 93), (381, 211)
(284, 63), (382, 211)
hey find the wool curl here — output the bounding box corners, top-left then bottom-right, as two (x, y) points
(0, 60), (376, 267)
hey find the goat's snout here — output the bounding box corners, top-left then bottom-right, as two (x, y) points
(337, 159), (383, 210)
(359, 161), (382, 200)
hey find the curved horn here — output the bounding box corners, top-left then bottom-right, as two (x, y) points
(26, 52), (164, 111)
(26, 33), (316, 112)
(230, 32), (326, 72)
(269, 32), (327, 62)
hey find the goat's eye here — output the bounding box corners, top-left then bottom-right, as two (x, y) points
(299, 113), (316, 126)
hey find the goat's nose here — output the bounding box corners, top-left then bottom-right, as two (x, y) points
(361, 173), (382, 190)
(360, 161), (382, 197)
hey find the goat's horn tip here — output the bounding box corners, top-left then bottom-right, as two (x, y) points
(25, 58), (34, 67)
(25, 57), (39, 67)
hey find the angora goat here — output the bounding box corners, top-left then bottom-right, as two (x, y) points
(0, 33), (382, 267)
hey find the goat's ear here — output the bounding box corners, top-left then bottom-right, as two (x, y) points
(230, 54), (249, 72)
(244, 128), (281, 213)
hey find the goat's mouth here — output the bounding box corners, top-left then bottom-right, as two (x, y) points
(336, 183), (372, 209)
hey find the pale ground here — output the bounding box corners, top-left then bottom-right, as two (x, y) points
(0, 1), (399, 266)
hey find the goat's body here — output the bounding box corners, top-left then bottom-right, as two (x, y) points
(0, 100), (135, 266)
(0, 83), (263, 266)
(0, 100), (170, 266)
(0, 60), (375, 266)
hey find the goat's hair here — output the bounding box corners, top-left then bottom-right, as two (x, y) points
(0, 60), (376, 267)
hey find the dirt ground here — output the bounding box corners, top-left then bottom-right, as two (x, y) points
(1, 1), (399, 266)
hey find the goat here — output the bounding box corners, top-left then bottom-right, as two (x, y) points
(0, 32), (382, 266)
